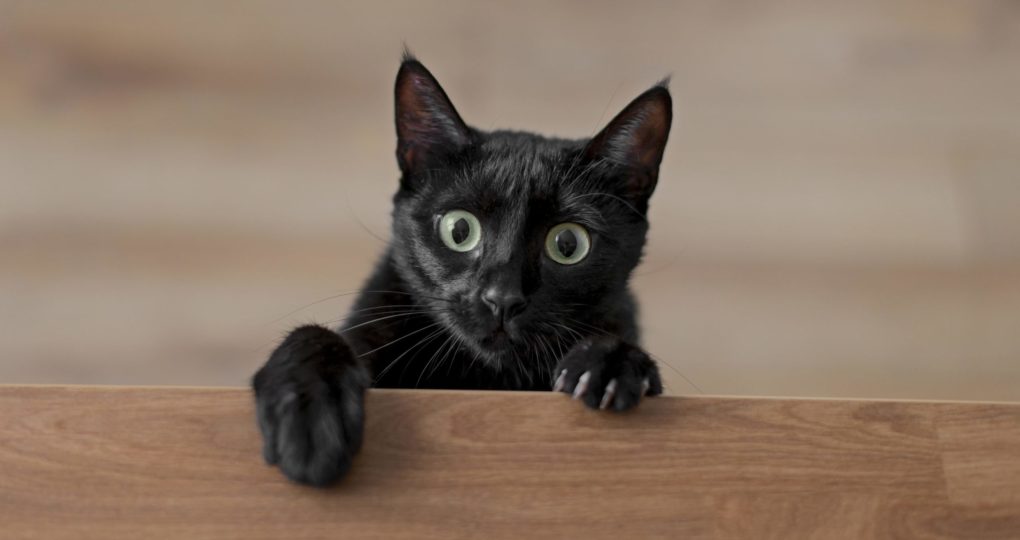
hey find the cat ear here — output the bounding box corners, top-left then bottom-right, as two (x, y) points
(584, 82), (672, 200)
(394, 54), (472, 177)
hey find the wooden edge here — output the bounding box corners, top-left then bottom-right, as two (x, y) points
(1, 383), (1017, 405)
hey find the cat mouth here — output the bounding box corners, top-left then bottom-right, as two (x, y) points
(442, 309), (522, 360)
(469, 323), (524, 359)
(479, 327), (513, 349)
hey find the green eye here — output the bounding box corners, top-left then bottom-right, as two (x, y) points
(545, 223), (591, 265)
(439, 210), (482, 252)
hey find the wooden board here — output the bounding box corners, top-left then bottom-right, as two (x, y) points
(0, 386), (1018, 539)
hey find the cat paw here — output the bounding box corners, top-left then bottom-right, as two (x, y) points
(252, 325), (369, 486)
(552, 337), (663, 411)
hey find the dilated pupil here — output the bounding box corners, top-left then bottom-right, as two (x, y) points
(451, 219), (470, 244)
(556, 230), (578, 257)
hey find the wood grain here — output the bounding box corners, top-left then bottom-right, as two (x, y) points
(0, 386), (1017, 539)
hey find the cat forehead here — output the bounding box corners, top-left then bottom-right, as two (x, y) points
(465, 131), (581, 183)
(482, 129), (578, 148)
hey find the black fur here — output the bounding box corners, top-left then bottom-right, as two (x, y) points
(253, 54), (672, 486)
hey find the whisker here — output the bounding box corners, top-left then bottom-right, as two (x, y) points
(538, 334), (558, 383)
(320, 307), (444, 329)
(647, 352), (705, 395)
(330, 307), (441, 326)
(357, 321), (444, 358)
(417, 333), (456, 388)
(464, 348), (481, 377)
(343, 190), (389, 244)
(339, 310), (445, 334)
(428, 334), (462, 381)
(375, 326), (447, 382)
(268, 289), (452, 324)
(398, 327), (448, 382)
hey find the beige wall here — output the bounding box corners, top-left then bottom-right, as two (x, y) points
(2, 1), (1019, 400)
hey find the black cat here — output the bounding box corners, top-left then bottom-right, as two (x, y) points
(253, 53), (672, 486)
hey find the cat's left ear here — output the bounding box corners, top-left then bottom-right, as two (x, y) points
(394, 56), (473, 179)
(584, 83), (672, 200)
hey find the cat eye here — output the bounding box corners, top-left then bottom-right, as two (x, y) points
(545, 223), (591, 265)
(439, 210), (482, 252)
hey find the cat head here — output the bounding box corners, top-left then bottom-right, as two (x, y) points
(389, 55), (671, 366)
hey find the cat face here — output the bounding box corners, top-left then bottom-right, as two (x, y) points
(389, 56), (671, 366)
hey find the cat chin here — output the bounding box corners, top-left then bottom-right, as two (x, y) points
(449, 328), (520, 368)
(462, 335), (507, 362)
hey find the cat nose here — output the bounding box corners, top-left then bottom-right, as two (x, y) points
(481, 286), (527, 323)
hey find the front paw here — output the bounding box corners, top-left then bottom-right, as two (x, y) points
(252, 325), (369, 486)
(552, 337), (663, 411)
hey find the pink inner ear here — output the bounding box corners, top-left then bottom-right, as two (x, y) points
(583, 86), (671, 200)
(394, 61), (470, 174)
(396, 73), (433, 141)
(398, 144), (419, 172)
(609, 90), (671, 170)
(628, 103), (670, 170)
(589, 97), (670, 166)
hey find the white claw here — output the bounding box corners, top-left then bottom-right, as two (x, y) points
(572, 371), (592, 399)
(641, 378), (651, 396)
(552, 369), (568, 392)
(600, 378), (618, 410)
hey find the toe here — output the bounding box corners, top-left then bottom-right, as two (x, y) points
(552, 369), (568, 392)
(572, 371), (592, 399)
(599, 378), (618, 410)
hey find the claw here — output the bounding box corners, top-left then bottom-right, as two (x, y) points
(572, 371), (592, 399)
(641, 378), (651, 396)
(552, 369), (567, 392)
(599, 378), (618, 410)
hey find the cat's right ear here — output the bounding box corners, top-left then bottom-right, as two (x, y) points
(394, 55), (472, 180)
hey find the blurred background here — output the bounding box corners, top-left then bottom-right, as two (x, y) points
(1, 1), (1018, 400)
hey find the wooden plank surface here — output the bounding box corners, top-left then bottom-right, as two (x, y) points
(0, 386), (1018, 539)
